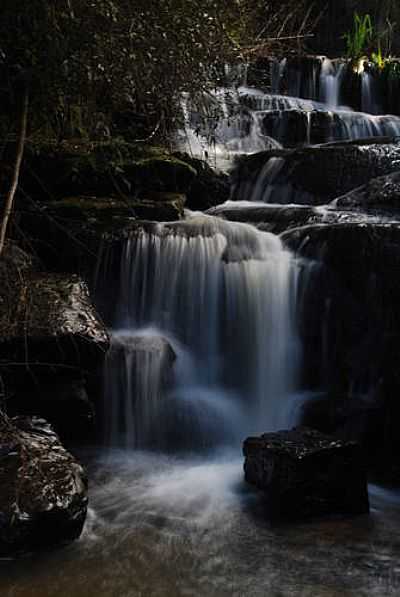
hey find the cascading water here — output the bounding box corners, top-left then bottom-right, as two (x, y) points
(180, 87), (400, 169)
(361, 68), (383, 115)
(8, 53), (400, 597)
(104, 214), (302, 449)
(320, 58), (345, 107)
(177, 89), (281, 170)
(104, 330), (176, 448)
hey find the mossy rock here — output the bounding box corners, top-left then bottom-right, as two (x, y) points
(51, 196), (134, 220)
(53, 192), (185, 222)
(172, 152), (230, 210)
(131, 192), (186, 221)
(12, 140), (196, 200)
(129, 156), (197, 193)
(18, 192), (185, 276)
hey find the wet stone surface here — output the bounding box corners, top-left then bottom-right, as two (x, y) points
(243, 428), (370, 519)
(0, 414), (88, 556)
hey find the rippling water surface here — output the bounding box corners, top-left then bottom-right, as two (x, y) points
(2, 449), (400, 597)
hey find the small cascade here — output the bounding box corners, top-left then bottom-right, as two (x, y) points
(268, 56), (322, 100)
(179, 85), (400, 164)
(104, 330), (176, 448)
(270, 58), (287, 94)
(178, 89), (281, 169)
(320, 58), (345, 107)
(104, 214), (302, 449)
(361, 68), (382, 115)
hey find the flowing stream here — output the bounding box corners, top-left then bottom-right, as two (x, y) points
(3, 450), (400, 596)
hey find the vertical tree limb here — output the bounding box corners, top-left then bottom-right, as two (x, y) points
(0, 88), (29, 257)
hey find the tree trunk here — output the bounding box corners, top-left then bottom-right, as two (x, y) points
(0, 88), (29, 257)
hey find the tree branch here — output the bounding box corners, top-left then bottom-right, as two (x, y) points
(0, 88), (29, 256)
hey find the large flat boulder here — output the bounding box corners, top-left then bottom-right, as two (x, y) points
(0, 413), (87, 555)
(243, 427), (369, 519)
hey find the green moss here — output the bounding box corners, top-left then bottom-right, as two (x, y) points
(19, 140), (196, 199)
(131, 156), (197, 193)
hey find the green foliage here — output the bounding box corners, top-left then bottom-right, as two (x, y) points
(371, 43), (386, 69)
(0, 1), (234, 139)
(0, 0), (318, 143)
(344, 13), (374, 60)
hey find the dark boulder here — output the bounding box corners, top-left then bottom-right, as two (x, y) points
(243, 427), (369, 519)
(0, 273), (109, 370)
(334, 171), (400, 211)
(0, 268), (109, 437)
(9, 376), (96, 443)
(172, 152), (230, 211)
(128, 156), (196, 194)
(231, 141), (400, 205)
(10, 140), (197, 201)
(18, 194), (185, 277)
(259, 109), (400, 147)
(0, 413), (87, 556)
(208, 200), (400, 234)
(208, 203), (337, 234)
(19, 197), (140, 276)
(283, 223), (400, 478)
(261, 109), (309, 147)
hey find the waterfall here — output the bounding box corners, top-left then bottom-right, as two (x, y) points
(104, 214), (301, 449)
(271, 58), (287, 94)
(320, 58), (345, 108)
(177, 89), (280, 170)
(179, 87), (400, 168)
(361, 69), (383, 115)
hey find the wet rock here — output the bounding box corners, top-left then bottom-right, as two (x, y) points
(19, 197), (138, 275)
(0, 412), (87, 556)
(334, 171), (400, 210)
(283, 223), (400, 476)
(8, 376), (95, 443)
(11, 140), (196, 200)
(0, 271), (109, 436)
(300, 395), (385, 470)
(231, 141), (400, 205)
(243, 427), (369, 519)
(259, 109), (400, 147)
(0, 273), (109, 370)
(19, 193), (185, 277)
(172, 152), (230, 211)
(261, 109), (309, 147)
(129, 156), (196, 194)
(282, 223), (400, 305)
(208, 203), (324, 234)
(208, 201), (400, 234)
(131, 192), (186, 220)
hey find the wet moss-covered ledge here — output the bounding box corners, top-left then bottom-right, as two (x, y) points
(7, 140), (197, 201)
